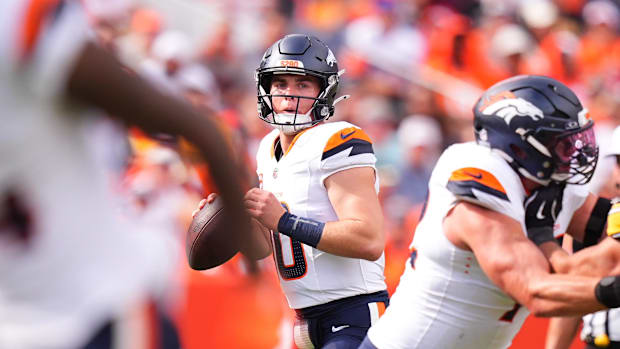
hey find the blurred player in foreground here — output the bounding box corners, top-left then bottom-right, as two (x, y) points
(0, 1), (249, 348)
(360, 75), (620, 349)
(199, 34), (388, 348)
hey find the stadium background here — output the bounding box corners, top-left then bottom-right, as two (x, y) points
(82, 0), (620, 347)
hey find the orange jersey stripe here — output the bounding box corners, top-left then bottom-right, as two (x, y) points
(323, 127), (372, 154)
(270, 126), (316, 159)
(449, 167), (507, 195)
(19, 0), (60, 61)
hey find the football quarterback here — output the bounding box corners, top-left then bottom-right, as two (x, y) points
(245, 34), (389, 349)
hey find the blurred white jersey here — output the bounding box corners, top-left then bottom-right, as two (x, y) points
(256, 121), (386, 309)
(367, 142), (589, 349)
(0, 2), (176, 348)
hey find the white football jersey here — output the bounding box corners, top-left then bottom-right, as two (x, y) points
(256, 121), (386, 309)
(367, 142), (589, 349)
(0, 2), (177, 348)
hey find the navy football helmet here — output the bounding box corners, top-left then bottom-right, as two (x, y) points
(255, 34), (348, 134)
(473, 75), (598, 185)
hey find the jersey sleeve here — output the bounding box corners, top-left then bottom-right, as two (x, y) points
(319, 126), (377, 188)
(446, 167), (517, 218)
(437, 144), (527, 223)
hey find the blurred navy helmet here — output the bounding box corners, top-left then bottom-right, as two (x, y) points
(255, 34), (348, 134)
(473, 75), (598, 185)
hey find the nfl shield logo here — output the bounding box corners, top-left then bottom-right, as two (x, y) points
(273, 167), (278, 179)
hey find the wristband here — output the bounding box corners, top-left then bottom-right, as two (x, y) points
(595, 276), (620, 308)
(277, 211), (325, 248)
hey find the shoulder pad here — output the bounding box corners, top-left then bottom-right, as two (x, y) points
(447, 167), (509, 202)
(322, 126), (373, 160)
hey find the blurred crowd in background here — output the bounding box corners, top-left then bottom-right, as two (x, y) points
(80, 0), (620, 347)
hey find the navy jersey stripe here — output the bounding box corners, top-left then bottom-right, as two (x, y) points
(321, 138), (373, 160)
(447, 179), (509, 201)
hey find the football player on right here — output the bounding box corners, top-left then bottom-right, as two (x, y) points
(544, 125), (620, 349)
(360, 75), (620, 349)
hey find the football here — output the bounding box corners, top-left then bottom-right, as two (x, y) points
(186, 196), (239, 270)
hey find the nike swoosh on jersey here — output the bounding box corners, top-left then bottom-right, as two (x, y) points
(536, 202), (546, 220)
(464, 171), (483, 179)
(340, 130), (355, 139)
(322, 127), (373, 160)
(331, 325), (350, 332)
(447, 167), (509, 201)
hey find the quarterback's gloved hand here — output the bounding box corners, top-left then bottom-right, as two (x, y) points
(524, 183), (565, 246)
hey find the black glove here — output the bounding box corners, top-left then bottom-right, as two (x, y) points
(596, 275), (620, 308)
(524, 183), (565, 246)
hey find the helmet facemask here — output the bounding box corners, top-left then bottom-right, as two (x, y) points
(258, 86), (318, 135)
(505, 121), (599, 186)
(472, 75), (600, 187)
(547, 122), (598, 184)
(255, 34), (349, 135)
(256, 71), (344, 135)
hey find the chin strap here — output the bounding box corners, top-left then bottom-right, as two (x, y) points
(321, 69), (348, 108)
(333, 95), (350, 106)
(273, 108), (314, 135)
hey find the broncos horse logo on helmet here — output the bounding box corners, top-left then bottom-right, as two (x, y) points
(255, 34), (348, 135)
(481, 97), (544, 124)
(473, 75), (598, 185)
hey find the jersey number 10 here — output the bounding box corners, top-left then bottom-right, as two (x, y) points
(272, 231), (308, 280)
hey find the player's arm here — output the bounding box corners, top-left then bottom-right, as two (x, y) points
(319, 166), (384, 260)
(540, 237), (620, 278)
(242, 218), (272, 260)
(532, 192), (619, 277)
(544, 236), (582, 349)
(244, 166), (384, 261)
(445, 201), (607, 317)
(559, 199), (620, 277)
(65, 42), (251, 239)
(545, 316), (581, 349)
(565, 193), (602, 243)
